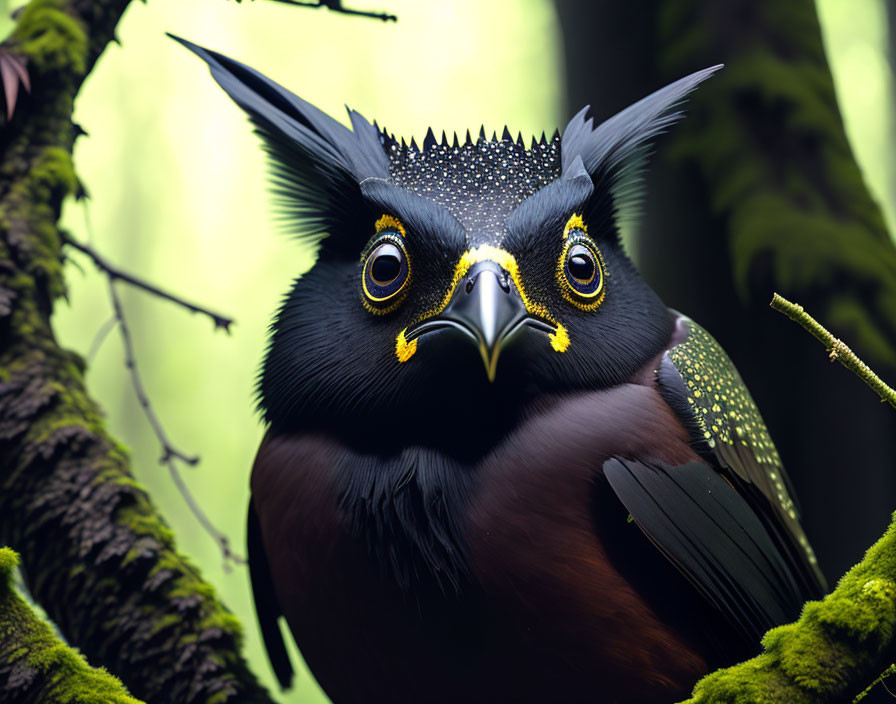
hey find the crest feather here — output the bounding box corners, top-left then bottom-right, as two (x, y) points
(170, 34), (387, 250)
(561, 65), (722, 238)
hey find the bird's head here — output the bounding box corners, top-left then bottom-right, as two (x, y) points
(174, 36), (719, 451)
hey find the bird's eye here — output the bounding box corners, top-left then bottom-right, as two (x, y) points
(558, 233), (605, 309)
(362, 232), (410, 312)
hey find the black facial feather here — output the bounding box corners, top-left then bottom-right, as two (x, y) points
(503, 158), (593, 259)
(177, 36), (720, 589)
(359, 178), (466, 256)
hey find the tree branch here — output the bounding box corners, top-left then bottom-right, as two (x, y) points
(0, 1), (272, 701)
(64, 236), (234, 332)
(106, 278), (245, 568)
(247, 0), (397, 22)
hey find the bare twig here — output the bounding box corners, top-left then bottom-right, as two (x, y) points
(107, 279), (245, 568)
(107, 280), (198, 466)
(770, 293), (896, 410)
(64, 236), (234, 333)
(243, 0), (397, 21)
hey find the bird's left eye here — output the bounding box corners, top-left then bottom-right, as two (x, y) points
(362, 233), (410, 311)
(558, 234), (605, 308)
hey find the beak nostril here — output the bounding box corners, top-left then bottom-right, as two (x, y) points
(498, 273), (511, 294)
(465, 279), (475, 294)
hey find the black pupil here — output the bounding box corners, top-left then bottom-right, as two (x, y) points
(370, 244), (402, 285)
(568, 245), (595, 283)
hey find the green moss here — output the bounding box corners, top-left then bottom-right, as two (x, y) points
(31, 147), (79, 199)
(115, 503), (245, 646)
(678, 514), (896, 702)
(0, 546), (18, 579)
(12, 0), (88, 75)
(1, 548), (143, 703)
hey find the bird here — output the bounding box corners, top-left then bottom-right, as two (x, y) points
(172, 35), (827, 704)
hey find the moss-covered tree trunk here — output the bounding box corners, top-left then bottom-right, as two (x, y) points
(0, 2), (274, 702)
(554, 0), (896, 585)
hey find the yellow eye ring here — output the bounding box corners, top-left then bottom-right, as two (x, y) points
(558, 233), (606, 310)
(361, 228), (410, 314)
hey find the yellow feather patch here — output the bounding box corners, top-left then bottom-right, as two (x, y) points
(549, 324), (570, 352)
(395, 328), (418, 362)
(375, 214), (406, 238)
(563, 213), (586, 237)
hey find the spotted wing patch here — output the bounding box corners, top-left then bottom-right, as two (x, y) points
(669, 322), (790, 505)
(658, 317), (826, 596)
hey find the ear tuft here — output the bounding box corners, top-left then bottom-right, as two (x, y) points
(561, 65), (722, 239)
(170, 34), (388, 252)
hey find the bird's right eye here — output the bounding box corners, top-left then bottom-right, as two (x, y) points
(362, 232), (410, 313)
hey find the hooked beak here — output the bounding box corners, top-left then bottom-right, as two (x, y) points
(405, 261), (553, 382)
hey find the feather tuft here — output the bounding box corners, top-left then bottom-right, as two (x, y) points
(561, 65), (722, 241)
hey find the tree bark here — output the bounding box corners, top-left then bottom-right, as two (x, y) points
(0, 2), (274, 702)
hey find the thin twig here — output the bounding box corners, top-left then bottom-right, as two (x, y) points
(108, 279), (245, 568)
(770, 293), (896, 410)
(252, 0), (397, 21)
(854, 664), (896, 702)
(107, 280), (198, 467)
(64, 236), (234, 332)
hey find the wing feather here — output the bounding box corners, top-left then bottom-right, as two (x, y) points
(603, 458), (804, 644)
(656, 316), (826, 597)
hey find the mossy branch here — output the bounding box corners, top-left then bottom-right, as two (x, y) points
(771, 293), (896, 410)
(0, 548), (143, 704)
(677, 511), (896, 703)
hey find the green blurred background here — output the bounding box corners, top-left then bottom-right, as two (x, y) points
(41, 1), (894, 700)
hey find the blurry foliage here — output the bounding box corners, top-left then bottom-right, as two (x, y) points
(46, 0), (893, 701)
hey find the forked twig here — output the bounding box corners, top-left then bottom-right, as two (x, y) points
(107, 279), (245, 568)
(64, 211), (242, 568)
(65, 236), (233, 332)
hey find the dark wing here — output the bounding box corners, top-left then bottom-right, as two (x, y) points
(603, 459), (806, 645)
(248, 500), (294, 689)
(656, 316), (826, 598)
(605, 315), (826, 645)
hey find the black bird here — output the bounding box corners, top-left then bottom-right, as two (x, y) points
(174, 36), (827, 704)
